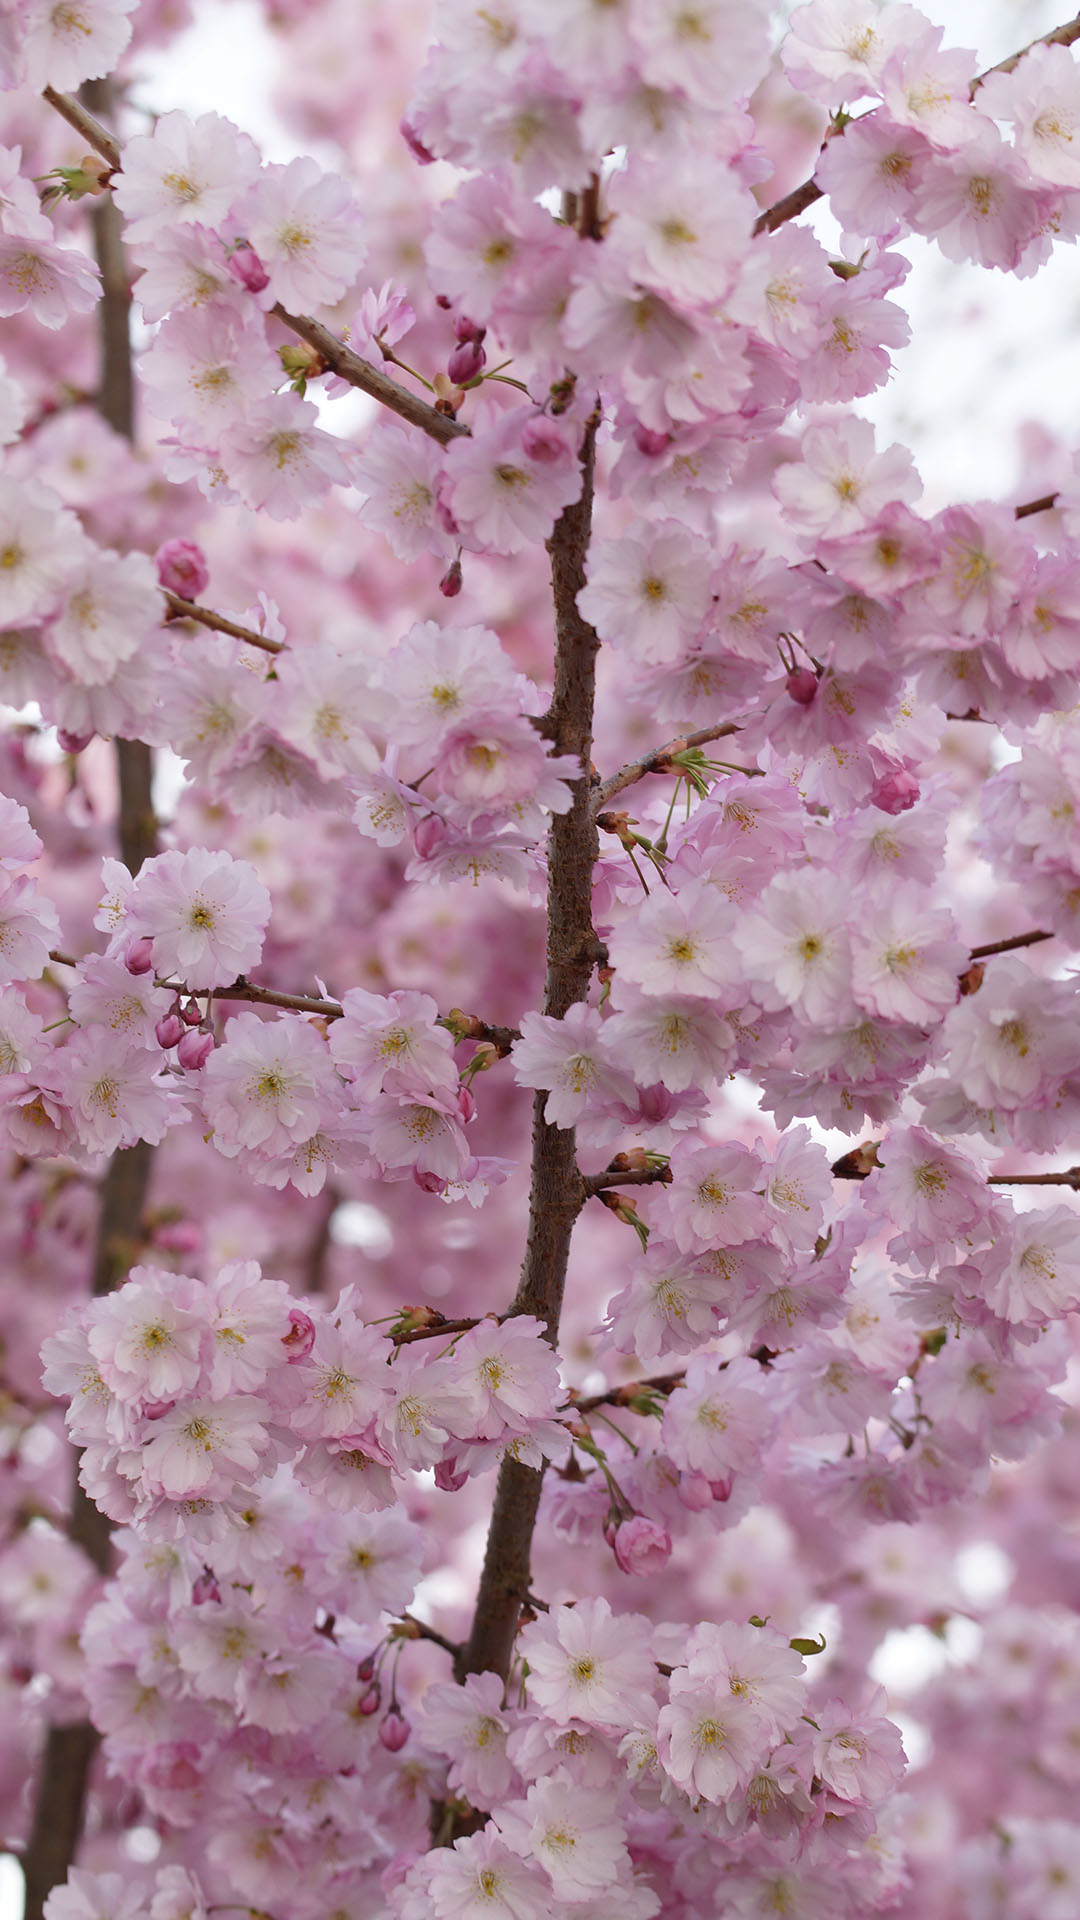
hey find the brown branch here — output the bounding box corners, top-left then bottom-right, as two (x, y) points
(567, 1370), (686, 1416)
(968, 929), (1053, 958)
(988, 1167), (1080, 1189)
(214, 977), (344, 1018)
(398, 1613), (462, 1658)
(582, 1163), (673, 1196)
(23, 79), (156, 1920)
(593, 722), (743, 810)
(391, 1314), (489, 1347)
(456, 417), (602, 1695)
(162, 591), (285, 655)
(1014, 493), (1059, 520)
(754, 13), (1080, 237)
(41, 85), (121, 171)
(272, 307), (471, 447)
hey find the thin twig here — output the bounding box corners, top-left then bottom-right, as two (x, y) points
(1014, 493), (1060, 520)
(582, 1164), (674, 1196)
(753, 14), (1080, 238)
(272, 306), (471, 447)
(567, 1370), (686, 1416)
(41, 85), (121, 170)
(968, 929), (1053, 959)
(399, 1613), (462, 1657)
(213, 979), (344, 1018)
(593, 722), (743, 810)
(162, 591), (285, 655)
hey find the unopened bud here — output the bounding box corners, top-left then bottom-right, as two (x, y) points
(454, 314), (485, 344)
(226, 240), (270, 293)
(278, 341), (323, 380)
(357, 1683), (382, 1716)
(176, 1028), (214, 1071)
(155, 1013), (185, 1050)
(447, 338), (485, 384)
(378, 1709), (410, 1752)
(192, 1568), (221, 1605)
(180, 998), (203, 1027)
(633, 423), (669, 457)
(785, 667), (819, 706)
(57, 728), (94, 754)
(400, 117), (436, 164)
(155, 538), (209, 599)
(124, 936), (155, 977)
(439, 558), (463, 599)
(869, 766), (920, 814)
(282, 1308), (316, 1361)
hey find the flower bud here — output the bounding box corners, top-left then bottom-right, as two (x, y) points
(870, 766), (920, 814)
(447, 338), (486, 385)
(457, 1085), (476, 1124)
(412, 1166), (447, 1195)
(356, 1654), (378, 1683)
(56, 728), (94, 754)
(676, 1471), (713, 1512)
(378, 1709), (410, 1752)
(785, 667), (819, 706)
(180, 998), (203, 1027)
(400, 117), (436, 164)
(357, 1683), (382, 1716)
(282, 1307), (316, 1361)
(124, 936), (155, 977)
(434, 1458), (468, 1493)
(612, 1515), (673, 1575)
(192, 1568), (221, 1605)
(155, 1013), (185, 1050)
(439, 558), (463, 599)
(153, 1220), (202, 1255)
(226, 239), (270, 293)
(155, 538), (209, 599)
(521, 416), (571, 465)
(634, 423), (670, 457)
(412, 813), (449, 860)
(177, 1028), (214, 1071)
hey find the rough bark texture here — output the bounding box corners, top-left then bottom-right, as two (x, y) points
(21, 81), (157, 1920)
(456, 418), (601, 1689)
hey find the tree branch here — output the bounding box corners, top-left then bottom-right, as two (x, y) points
(456, 418), (602, 1694)
(593, 722), (743, 810)
(567, 1370), (686, 1416)
(41, 85), (121, 170)
(23, 79), (156, 1920)
(968, 929), (1053, 958)
(271, 307), (471, 447)
(162, 591), (285, 655)
(753, 14), (1080, 237)
(582, 1163), (673, 1196)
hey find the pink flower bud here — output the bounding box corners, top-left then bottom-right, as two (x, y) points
(434, 1457), (468, 1493)
(153, 1220), (202, 1255)
(709, 1474), (734, 1504)
(226, 240), (270, 293)
(124, 936), (155, 976)
(357, 1683), (382, 1716)
(155, 538), (210, 599)
(870, 767), (920, 814)
(676, 1471), (713, 1512)
(180, 998), (203, 1027)
(155, 1013), (185, 1050)
(634, 423), (670, 457)
(447, 338), (486, 385)
(521, 416), (572, 465)
(785, 667), (819, 706)
(378, 1709), (410, 1752)
(356, 1653), (378, 1683)
(454, 315), (484, 343)
(457, 1085), (476, 1124)
(177, 1028), (214, 1071)
(412, 813), (449, 860)
(57, 727), (94, 754)
(439, 558), (463, 598)
(400, 117), (436, 164)
(612, 1515), (673, 1576)
(412, 1166), (447, 1195)
(192, 1569), (221, 1605)
(282, 1307), (316, 1361)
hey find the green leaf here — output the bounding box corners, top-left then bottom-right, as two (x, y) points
(790, 1633), (827, 1657)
